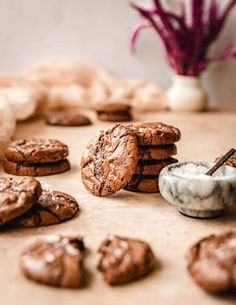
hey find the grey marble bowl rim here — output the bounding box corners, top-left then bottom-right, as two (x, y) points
(160, 161), (236, 182)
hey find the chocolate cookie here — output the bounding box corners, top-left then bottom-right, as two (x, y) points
(215, 152), (236, 168)
(187, 232), (236, 293)
(97, 235), (155, 285)
(127, 122), (181, 145)
(124, 175), (159, 193)
(5, 138), (69, 163)
(10, 190), (79, 227)
(3, 159), (70, 176)
(135, 158), (178, 175)
(97, 102), (131, 113)
(139, 144), (177, 160)
(96, 102), (132, 122)
(80, 124), (139, 196)
(20, 235), (86, 288)
(97, 112), (132, 122)
(0, 177), (42, 225)
(45, 111), (92, 127)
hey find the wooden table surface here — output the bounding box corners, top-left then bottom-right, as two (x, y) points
(0, 110), (236, 305)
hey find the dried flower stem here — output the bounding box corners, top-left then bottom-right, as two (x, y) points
(131, 0), (236, 76)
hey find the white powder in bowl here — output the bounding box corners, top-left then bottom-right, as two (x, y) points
(170, 163), (235, 180)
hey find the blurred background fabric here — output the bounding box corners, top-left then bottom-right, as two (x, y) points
(0, 0), (235, 107)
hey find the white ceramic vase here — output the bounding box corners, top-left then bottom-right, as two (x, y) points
(167, 75), (208, 112)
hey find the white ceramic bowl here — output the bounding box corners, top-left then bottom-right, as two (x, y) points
(159, 161), (236, 218)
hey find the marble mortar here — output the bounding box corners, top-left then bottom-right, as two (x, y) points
(159, 161), (236, 218)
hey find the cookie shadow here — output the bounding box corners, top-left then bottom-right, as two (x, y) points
(110, 190), (162, 207)
(82, 248), (93, 288)
(82, 266), (93, 288)
(152, 257), (162, 275)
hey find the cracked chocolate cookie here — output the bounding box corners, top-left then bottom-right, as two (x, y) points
(187, 232), (236, 293)
(127, 122), (181, 145)
(20, 235), (86, 288)
(0, 177), (42, 225)
(3, 159), (70, 176)
(80, 124), (138, 196)
(5, 138), (69, 164)
(139, 144), (177, 160)
(10, 190), (79, 227)
(124, 175), (160, 193)
(135, 158), (178, 175)
(97, 235), (155, 285)
(45, 111), (92, 127)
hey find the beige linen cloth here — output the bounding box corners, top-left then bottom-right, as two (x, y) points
(24, 59), (167, 113)
(0, 96), (16, 159)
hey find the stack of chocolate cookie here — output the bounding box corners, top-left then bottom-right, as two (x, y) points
(96, 102), (133, 122)
(3, 138), (70, 176)
(80, 122), (181, 197)
(125, 122), (181, 193)
(0, 176), (79, 228)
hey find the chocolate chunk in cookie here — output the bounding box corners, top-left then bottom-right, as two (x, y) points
(80, 124), (139, 196)
(135, 158), (178, 175)
(127, 122), (181, 145)
(20, 235), (86, 288)
(5, 138), (69, 164)
(45, 111), (92, 127)
(97, 235), (155, 285)
(215, 151), (236, 168)
(3, 159), (70, 176)
(96, 102), (133, 122)
(124, 175), (160, 193)
(10, 190), (79, 227)
(139, 144), (177, 160)
(187, 232), (236, 293)
(0, 177), (42, 225)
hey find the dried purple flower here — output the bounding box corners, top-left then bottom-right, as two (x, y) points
(131, 0), (236, 76)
